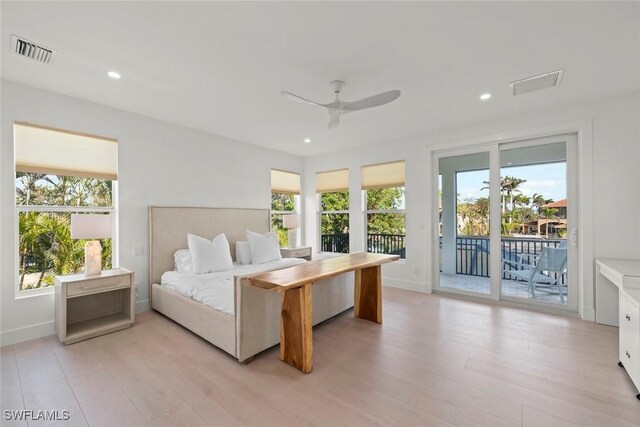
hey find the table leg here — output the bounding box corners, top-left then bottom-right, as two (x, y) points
(354, 265), (382, 323)
(280, 284), (313, 373)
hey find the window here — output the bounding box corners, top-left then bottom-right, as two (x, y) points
(15, 122), (117, 291)
(317, 169), (349, 253)
(362, 161), (406, 258)
(270, 169), (300, 247)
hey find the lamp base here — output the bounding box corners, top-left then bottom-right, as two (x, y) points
(85, 240), (103, 275)
(287, 229), (297, 249)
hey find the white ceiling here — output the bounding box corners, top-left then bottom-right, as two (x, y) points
(2, 2), (639, 156)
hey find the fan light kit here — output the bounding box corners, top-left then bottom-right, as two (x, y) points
(282, 80), (401, 129)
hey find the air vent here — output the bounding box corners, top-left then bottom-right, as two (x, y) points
(11, 35), (57, 64)
(510, 69), (563, 96)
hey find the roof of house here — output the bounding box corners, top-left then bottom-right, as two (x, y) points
(541, 198), (567, 208)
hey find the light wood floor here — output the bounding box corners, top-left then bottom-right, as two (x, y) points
(2, 287), (640, 427)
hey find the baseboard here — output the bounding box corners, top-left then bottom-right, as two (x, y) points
(0, 321), (55, 347)
(136, 299), (150, 313)
(383, 277), (427, 293)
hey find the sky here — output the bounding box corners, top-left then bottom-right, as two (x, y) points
(455, 162), (566, 203)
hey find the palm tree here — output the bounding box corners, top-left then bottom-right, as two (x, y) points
(531, 193), (546, 214)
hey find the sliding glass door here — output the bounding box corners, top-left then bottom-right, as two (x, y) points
(438, 151), (492, 296)
(434, 134), (578, 311)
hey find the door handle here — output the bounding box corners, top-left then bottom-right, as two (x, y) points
(569, 229), (578, 247)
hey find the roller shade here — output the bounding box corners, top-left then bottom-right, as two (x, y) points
(316, 168), (349, 193)
(361, 160), (405, 190)
(271, 169), (300, 195)
(14, 122), (118, 180)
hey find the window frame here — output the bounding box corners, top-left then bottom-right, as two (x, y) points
(363, 187), (406, 259)
(317, 191), (350, 254)
(14, 178), (118, 298)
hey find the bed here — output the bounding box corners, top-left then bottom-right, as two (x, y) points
(149, 206), (354, 362)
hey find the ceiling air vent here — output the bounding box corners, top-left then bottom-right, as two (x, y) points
(510, 69), (563, 96)
(11, 35), (57, 64)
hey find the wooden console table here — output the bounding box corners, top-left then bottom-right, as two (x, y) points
(249, 252), (399, 373)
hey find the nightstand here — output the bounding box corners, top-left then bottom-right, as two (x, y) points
(55, 268), (135, 345)
(280, 246), (312, 261)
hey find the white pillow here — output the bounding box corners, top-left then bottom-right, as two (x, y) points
(246, 230), (282, 264)
(235, 241), (252, 265)
(187, 233), (233, 274)
(173, 249), (193, 273)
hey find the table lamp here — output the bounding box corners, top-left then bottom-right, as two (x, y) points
(71, 214), (112, 275)
(283, 214), (300, 249)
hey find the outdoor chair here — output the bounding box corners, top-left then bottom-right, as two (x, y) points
(502, 246), (568, 303)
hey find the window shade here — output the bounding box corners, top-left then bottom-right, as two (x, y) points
(316, 168), (349, 193)
(14, 122), (118, 180)
(271, 169), (300, 195)
(361, 160), (405, 190)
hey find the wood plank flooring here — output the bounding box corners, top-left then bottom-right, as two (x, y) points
(2, 287), (639, 426)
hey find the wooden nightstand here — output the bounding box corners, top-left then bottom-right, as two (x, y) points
(280, 246), (312, 261)
(55, 268), (135, 345)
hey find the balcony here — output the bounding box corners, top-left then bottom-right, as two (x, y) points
(441, 235), (566, 303)
(320, 233), (565, 303)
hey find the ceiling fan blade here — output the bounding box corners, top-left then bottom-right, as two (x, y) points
(327, 111), (341, 129)
(281, 91), (324, 107)
(342, 90), (401, 111)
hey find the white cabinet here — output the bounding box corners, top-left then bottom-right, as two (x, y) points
(596, 259), (640, 399)
(619, 291), (640, 394)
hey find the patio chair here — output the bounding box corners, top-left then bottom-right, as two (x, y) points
(503, 247), (567, 303)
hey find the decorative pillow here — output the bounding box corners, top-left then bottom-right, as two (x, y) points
(173, 249), (193, 273)
(187, 233), (233, 274)
(246, 230), (282, 264)
(235, 241), (252, 265)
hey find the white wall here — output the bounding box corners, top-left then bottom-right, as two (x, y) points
(0, 80), (303, 345)
(303, 91), (640, 319)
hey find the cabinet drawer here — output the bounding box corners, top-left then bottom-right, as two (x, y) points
(619, 292), (640, 389)
(67, 274), (130, 297)
(620, 333), (639, 390)
(620, 292), (640, 336)
(289, 248), (311, 258)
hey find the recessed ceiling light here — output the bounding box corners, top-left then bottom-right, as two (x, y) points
(107, 71), (121, 79)
(303, 138), (311, 144)
(480, 93), (491, 101)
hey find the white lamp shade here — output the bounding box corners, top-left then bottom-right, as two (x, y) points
(71, 214), (112, 239)
(283, 214), (300, 229)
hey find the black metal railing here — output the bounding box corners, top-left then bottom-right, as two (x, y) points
(368, 233), (406, 258)
(320, 233), (406, 258)
(321, 233), (350, 253)
(442, 236), (566, 284)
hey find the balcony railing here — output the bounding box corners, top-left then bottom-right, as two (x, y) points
(442, 235), (566, 284)
(320, 233), (406, 258)
(321, 233), (350, 253)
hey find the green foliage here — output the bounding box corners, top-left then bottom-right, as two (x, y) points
(320, 191), (350, 236)
(271, 192), (296, 247)
(320, 191), (349, 211)
(457, 197), (490, 236)
(16, 173), (113, 290)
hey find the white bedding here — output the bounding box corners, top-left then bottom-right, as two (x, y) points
(160, 258), (306, 315)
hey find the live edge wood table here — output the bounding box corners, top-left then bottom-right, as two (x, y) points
(249, 252), (399, 373)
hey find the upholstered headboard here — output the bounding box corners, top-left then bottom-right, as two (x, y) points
(148, 206), (270, 287)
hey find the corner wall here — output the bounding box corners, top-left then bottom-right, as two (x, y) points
(0, 80), (303, 345)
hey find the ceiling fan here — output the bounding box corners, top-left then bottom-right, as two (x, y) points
(281, 80), (401, 129)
